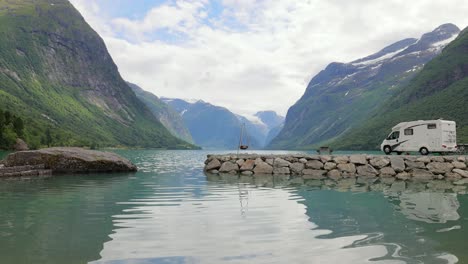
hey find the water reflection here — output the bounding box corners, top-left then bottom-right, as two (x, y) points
(0, 173), (139, 264)
(0, 150), (466, 264)
(0, 151), (10, 160)
(207, 173), (465, 264)
(95, 180), (400, 264)
(397, 193), (460, 224)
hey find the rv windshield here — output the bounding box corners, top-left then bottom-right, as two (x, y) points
(387, 131), (400, 140)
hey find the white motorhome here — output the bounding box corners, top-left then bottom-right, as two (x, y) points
(381, 120), (457, 155)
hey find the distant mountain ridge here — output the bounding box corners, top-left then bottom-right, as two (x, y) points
(162, 98), (283, 149)
(268, 23), (460, 150)
(255, 111), (285, 132)
(128, 83), (194, 143)
(240, 111), (285, 147)
(162, 98), (262, 149)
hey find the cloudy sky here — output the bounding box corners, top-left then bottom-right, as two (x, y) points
(68, 0), (468, 117)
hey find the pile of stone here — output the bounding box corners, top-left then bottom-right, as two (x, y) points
(204, 154), (468, 182)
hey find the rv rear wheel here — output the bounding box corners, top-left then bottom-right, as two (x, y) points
(383, 146), (392, 155)
(420, 147), (429, 156)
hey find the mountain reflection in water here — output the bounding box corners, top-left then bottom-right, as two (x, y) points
(0, 150), (466, 264)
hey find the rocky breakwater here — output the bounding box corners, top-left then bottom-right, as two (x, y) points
(0, 147), (137, 178)
(204, 154), (468, 182)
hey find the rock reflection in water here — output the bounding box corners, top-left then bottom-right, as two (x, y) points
(206, 172), (464, 264)
(207, 172), (467, 194)
(396, 193), (459, 224)
(208, 172), (463, 225)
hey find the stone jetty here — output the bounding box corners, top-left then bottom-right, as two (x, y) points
(204, 154), (468, 182)
(0, 147), (137, 178)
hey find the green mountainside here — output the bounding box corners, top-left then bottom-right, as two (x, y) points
(128, 82), (194, 144)
(0, 0), (192, 149)
(0, 108), (25, 149)
(332, 27), (468, 150)
(268, 24), (460, 150)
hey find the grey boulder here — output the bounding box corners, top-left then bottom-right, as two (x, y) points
(3, 147), (137, 173)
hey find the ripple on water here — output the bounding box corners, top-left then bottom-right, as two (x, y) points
(0, 150), (465, 264)
(92, 181), (406, 264)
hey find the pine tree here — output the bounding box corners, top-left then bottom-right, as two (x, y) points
(45, 128), (53, 147)
(13, 117), (24, 137)
(4, 111), (11, 125)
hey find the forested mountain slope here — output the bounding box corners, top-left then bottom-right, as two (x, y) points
(0, 0), (192, 149)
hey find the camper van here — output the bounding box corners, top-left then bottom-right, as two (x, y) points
(381, 120), (457, 155)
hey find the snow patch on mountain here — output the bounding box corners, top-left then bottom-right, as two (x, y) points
(405, 65), (423, 73)
(184, 98), (204, 104)
(352, 46), (410, 66)
(432, 33), (459, 47)
(390, 51), (422, 62)
(242, 115), (266, 126)
(336, 72), (358, 85)
(351, 28), (458, 68)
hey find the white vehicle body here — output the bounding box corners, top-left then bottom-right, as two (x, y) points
(380, 120), (457, 155)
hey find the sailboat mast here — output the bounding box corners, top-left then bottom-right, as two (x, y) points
(238, 123), (244, 150)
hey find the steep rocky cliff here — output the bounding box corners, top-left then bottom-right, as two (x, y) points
(0, 0), (192, 148)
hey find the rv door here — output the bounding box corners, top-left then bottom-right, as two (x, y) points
(386, 131), (401, 150)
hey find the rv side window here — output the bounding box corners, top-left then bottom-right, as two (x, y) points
(428, 124), (437, 129)
(404, 128), (413, 136)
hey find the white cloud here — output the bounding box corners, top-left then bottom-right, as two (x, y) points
(69, 0), (468, 116)
(111, 0), (208, 40)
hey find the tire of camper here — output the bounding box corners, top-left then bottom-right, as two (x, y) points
(419, 147), (429, 156)
(383, 146), (392, 155)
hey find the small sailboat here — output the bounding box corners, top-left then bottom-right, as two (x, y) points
(238, 123), (249, 150)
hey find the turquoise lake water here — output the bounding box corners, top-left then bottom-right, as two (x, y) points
(0, 149), (467, 264)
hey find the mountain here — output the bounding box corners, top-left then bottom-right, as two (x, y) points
(268, 24), (460, 150)
(128, 82), (194, 143)
(162, 98), (261, 149)
(255, 111), (285, 130)
(255, 111), (285, 146)
(265, 123), (284, 146)
(0, 0), (193, 149)
(237, 111), (285, 147)
(160, 98), (193, 114)
(236, 115), (268, 148)
(332, 26), (468, 150)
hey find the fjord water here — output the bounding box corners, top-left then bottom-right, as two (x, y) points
(0, 150), (466, 264)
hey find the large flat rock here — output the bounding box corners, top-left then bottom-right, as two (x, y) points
(3, 147), (137, 173)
